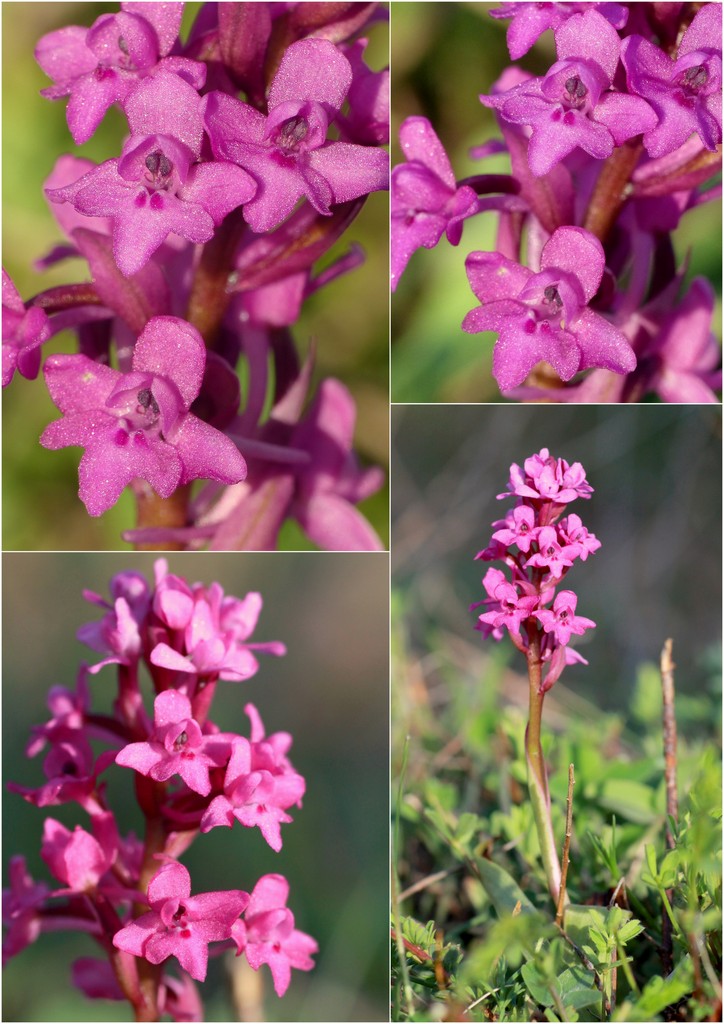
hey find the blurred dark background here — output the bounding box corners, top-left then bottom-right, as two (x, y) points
(2, 3), (389, 549)
(392, 404), (722, 723)
(3, 552), (389, 1021)
(390, 2), (723, 402)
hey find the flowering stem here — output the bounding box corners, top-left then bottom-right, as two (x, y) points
(583, 138), (644, 244)
(525, 630), (563, 905)
(186, 210), (247, 348)
(131, 789), (169, 1022)
(133, 482), (192, 551)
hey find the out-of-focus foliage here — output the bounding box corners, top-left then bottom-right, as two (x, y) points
(392, 587), (722, 1021)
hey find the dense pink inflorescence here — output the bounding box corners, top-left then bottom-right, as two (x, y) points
(3, 561), (316, 1016)
(473, 449), (599, 692)
(7, 1), (389, 550)
(391, 2), (722, 402)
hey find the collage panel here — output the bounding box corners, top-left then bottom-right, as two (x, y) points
(391, 2), (722, 404)
(3, 2), (724, 1023)
(3, 551), (389, 1022)
(3, 2), (389, 552)
(391, 404), (722, 1021)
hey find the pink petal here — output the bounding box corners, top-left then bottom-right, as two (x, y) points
(269, 39), (351, 112)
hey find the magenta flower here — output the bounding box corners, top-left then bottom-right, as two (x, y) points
(492, 505), (538, 553)
(339, 38), (390, 146)
(78, 569), (151, 671)
(35, 3), (203, 145)
(202, 38), (389, 233)
(150, 584), (285, 682)
(232, 874), (318, 997)
(477, 567), (539, 637)
(482, 10), (656, 176)
(290, 378), (385, 551)
(40, 816), (115, 893)
(463, 226), (636, 390)
(25, 671), (90, 757)
(558, 513), (601, 561)
(2, 271), (49, 387)
(497, 448), (593, 504)
(474, 449), (598, 693)
(9, 739), (99, 811)
(40, 316), (247, 516)
(46, 73), (257, 276)
(488, 2), (628, 60)
(152, 563), (195, 630)
(2, 857), (50, 965)
(115, 690), (228, 796)
(6, 490), (320, 1014)
(525, 526), (575, 578)
(534, 590), (596, 646)
(200, 704), (305, 851)
(199, 736), (305, 851)
(112, 861), (248, 982)
(150, 597), (257, 682)
(643, 277), (723, 403)
(77, 596), (143, 673)
(391, 117), (478, 290)
(621, 4), (722, 158)
(520, 449), (594, 504)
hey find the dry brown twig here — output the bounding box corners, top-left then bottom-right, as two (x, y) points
(556, 763), (575, 928)
(660, 638), (678, 980)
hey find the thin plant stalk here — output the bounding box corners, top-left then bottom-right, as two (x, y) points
(556, 764), (575, 927)
(526, 630), (563, 905)
(660, 637), (678, 976)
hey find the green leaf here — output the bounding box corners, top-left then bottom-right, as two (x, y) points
(598, 779), (659, 824)
(616, 919), (645, 944)
(472, 854), (537, 919)
(521, 960), (553, 1005)
(563, 904), (630, 948)
(456, 811), (481, 845)
(557, 966), (602, 1011)
(613, 955), (694, 1020)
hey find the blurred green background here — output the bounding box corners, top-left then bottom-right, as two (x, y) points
(392, 404), (722, 718)
(3, 552), (389, 1021)
(2, 3), (389, 550)
(390, 1), (723, 402)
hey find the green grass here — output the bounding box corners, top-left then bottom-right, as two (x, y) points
(392, 588), (722, 1022)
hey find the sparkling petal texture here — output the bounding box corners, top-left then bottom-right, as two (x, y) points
(40, 317), (246, 515)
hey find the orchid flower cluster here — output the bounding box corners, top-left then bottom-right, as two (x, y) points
(392, 2), (722, 402)
(473, 448), (599, 693)
(3, 560), (316, 1021)
(3, 1), (389, 549)
(473, 448), (599, 901)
